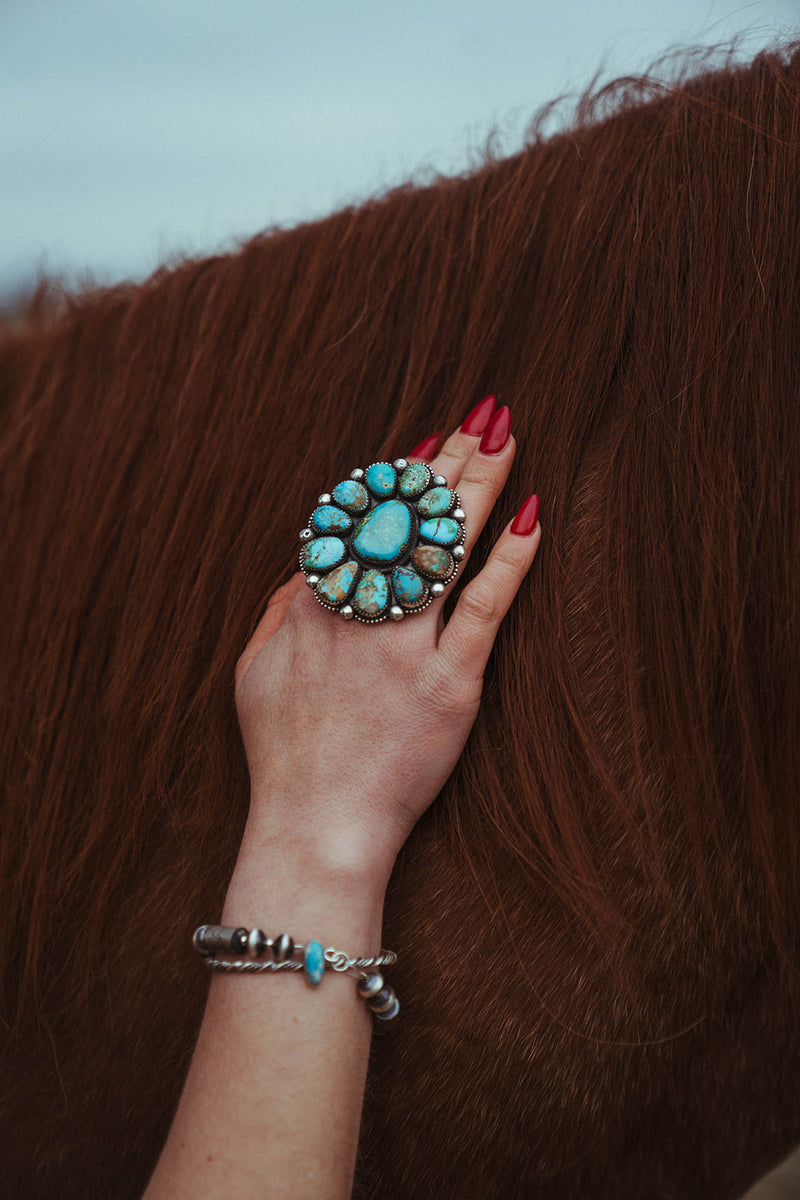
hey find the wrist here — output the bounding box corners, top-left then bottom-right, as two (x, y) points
(222, 815), (391, 953)
(240, 785), (401, 891)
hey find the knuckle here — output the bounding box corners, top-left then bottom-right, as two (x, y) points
(490, 544), (523, 575)
(461, 457), (498, 491)
(459, 579), (502, 624)
(436, 444), (469, 474)
(417, 656), (476, 716)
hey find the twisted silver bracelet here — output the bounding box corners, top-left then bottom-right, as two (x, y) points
(192, 925), (400, 1023)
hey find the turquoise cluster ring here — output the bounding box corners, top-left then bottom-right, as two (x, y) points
(299, 458), (467, 623)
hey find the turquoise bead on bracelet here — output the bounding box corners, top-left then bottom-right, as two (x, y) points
(299, 458), (466, 623)
(303, 940), (325, 988)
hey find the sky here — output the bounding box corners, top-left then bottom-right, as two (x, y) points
(2, 0), (798, 295)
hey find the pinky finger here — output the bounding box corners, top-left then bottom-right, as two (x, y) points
(437, 495), (541, 682)
(235, 572), (306, 684)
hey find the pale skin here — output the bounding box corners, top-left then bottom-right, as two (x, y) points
(143, 410), (541, 1200)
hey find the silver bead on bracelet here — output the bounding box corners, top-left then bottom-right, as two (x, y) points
(192, 925), (400, 1024)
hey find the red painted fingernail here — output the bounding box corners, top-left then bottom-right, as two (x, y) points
(460, 394), (496, 436)
(409, 430), (444, 461)
(510, 494), (540, 536)
(478, 405), (511, 455)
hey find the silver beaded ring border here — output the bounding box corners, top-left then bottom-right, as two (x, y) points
(298, 457), (467, 624)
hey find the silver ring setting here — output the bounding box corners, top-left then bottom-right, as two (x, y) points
(299, 459), (466, 623)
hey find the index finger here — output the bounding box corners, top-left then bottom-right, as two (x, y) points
(437, 497), (541, 681)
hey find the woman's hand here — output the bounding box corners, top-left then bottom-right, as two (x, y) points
(145, 401), (540, 1200)
(234, 401), (541, 885)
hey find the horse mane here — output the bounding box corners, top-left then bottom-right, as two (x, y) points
(1, 43), (799, 1199)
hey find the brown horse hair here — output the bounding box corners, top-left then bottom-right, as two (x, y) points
(1, 41), (799, 1200)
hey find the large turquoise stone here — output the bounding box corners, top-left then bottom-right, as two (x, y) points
(412, 545), (454, 580)
(365, 462), (397, 497)
(398, 462), (431, 498)
(331, 479), (369, 513)
(354, 569), (389, 616)
(352, 500), (412, 565)
(316, 560), (358, 605)
(392, 566), (427, 608)
(416, 487), (455, 519)
(304, 537), (346, 572)
(311, 504), (353, 535)
(419, 517), (460, 546)
(304, 940), (325, 988)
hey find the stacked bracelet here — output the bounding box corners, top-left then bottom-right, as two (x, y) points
(192, 925), (400, 1023)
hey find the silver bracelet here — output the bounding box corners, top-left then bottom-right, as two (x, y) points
(192, 925), (400, 1023)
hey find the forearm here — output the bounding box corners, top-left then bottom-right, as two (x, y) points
(144, 813), (390, 1200)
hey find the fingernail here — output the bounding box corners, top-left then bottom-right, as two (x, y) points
(409, 430), (444, 461)
(478, 405), (511, 455)
(510, 494), (539, 536)
(460, 394), (496, 437)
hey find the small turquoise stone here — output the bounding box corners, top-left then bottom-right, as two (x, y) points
(304, 537), (346, 572)
(331, 479), (369, 513)
(311, 504), (353, 535)
(416, 487), (455, 519)
(392, 566), (427, 608)
(353, 500), (412, 565)
(304, 940), (325, 988)
(354, 569), (389, 616)
(412, 545), (454, 580)
(365, 462), (397, 497)
(398, 462), (431, 498)
(419, 517), (460, 546)
(316, 560), (359, 605)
